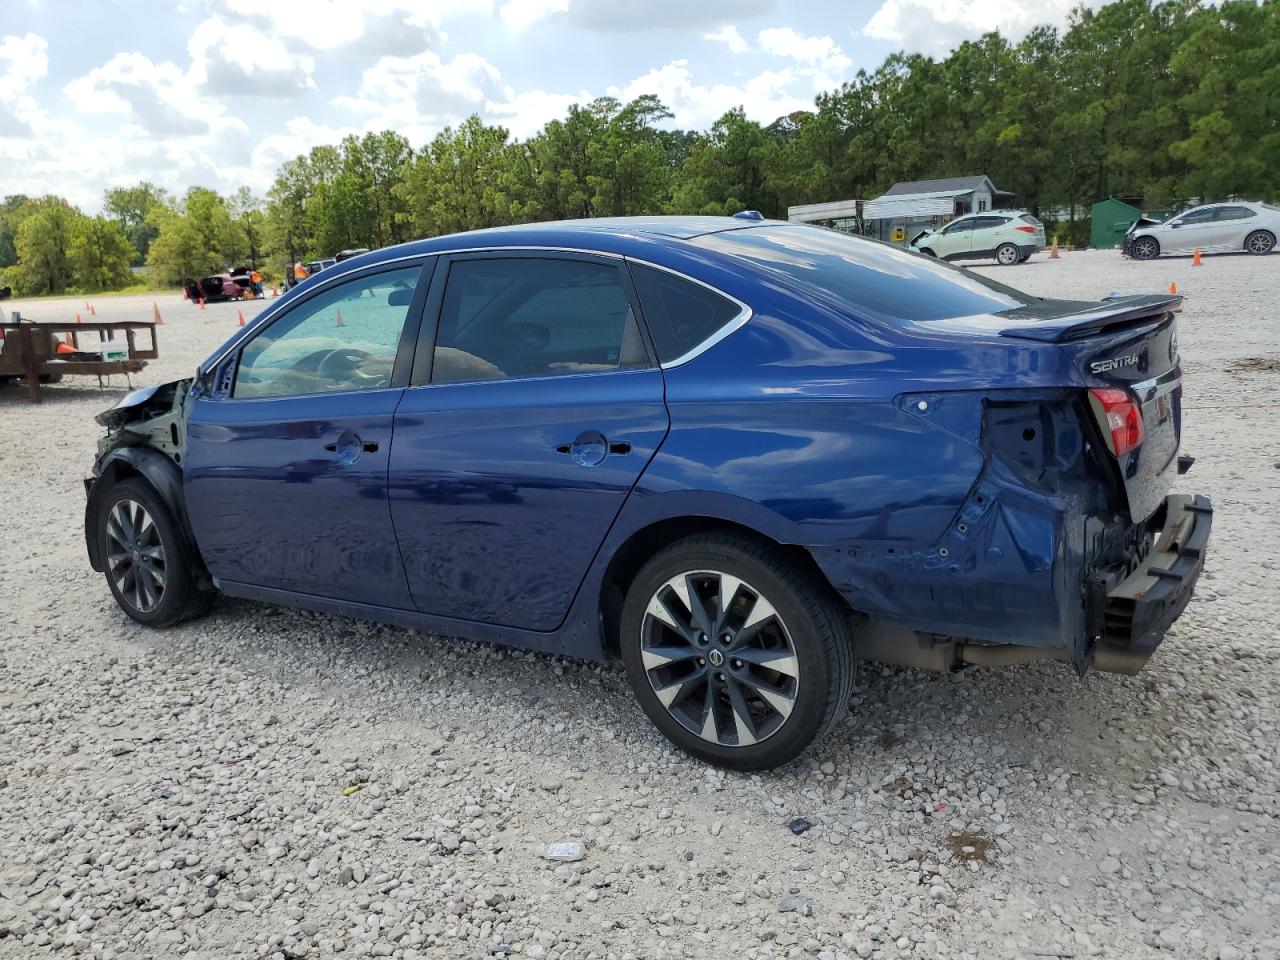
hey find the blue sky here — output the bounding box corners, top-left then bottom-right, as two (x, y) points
(0, 0), (1089, 211)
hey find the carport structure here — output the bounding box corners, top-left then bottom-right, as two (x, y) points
(862, 175), (1014, 244)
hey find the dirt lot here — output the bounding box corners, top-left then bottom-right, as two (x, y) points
(1, 251), (1277, 960)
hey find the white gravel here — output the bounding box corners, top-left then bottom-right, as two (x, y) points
(1, 250), (1277, 960)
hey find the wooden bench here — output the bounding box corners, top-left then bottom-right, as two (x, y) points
(0, 319), (158, 403)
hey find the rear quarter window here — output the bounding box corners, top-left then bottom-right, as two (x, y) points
(690, 225), (1037, 325)
(629, 264), (744, 363)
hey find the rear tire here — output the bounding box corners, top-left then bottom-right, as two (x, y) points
(620, 533), (855, 771)
(1246, 230), (1275, 255)
(1131, 236), (1160, 260)
(98, 477), (212, 627)
(996, 243), (1020, 266)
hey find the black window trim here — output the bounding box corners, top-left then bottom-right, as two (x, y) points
(409, 248), (661, 388)
(623, 257), (752, 370)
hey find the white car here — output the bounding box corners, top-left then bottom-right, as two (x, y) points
(1125, 201), (1279, 259)
(909, 211), (1046, 266)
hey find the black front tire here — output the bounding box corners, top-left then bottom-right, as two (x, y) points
(620, 533), (855, 771)
(98, 477), (212, 627)
(1132, 236), (1160, 260)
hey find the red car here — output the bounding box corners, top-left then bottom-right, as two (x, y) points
(184, 274), (251, 303)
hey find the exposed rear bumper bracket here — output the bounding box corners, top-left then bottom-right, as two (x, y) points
(1090, 493), (1212, 675)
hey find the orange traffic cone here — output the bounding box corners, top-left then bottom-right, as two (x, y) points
(153, 302), (163, 325)
(271, 286), (279, 297)
(1169, 281), (1177, 295)
(199, 297), (205, 310)
(182, 285), (189, 301)
(237, 309), (246, 327)
(335, 309), (344, 328)
(75, 313), (82, 324)
(1050, 237), (1060, 259)
(90, 304), (96, 316)
(1192, 248), (1202, 266)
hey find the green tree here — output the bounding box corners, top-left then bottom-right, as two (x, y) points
(401, 116), (512, 236)
(103, 181), (170, 265)
(70, 216), (134, 290)
(671, 108), (778, 216)
(9, 196), (81, 295)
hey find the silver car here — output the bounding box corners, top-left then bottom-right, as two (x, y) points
(1125, 201), (1279, 259)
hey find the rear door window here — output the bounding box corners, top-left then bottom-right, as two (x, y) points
(691, 224), (1038, 325)
(628, 264), (744, 364)
(1214, 206), (1256, 221)
(429, 257), (650, 384)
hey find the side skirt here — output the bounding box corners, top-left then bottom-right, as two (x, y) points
(217, 579), (604, 661)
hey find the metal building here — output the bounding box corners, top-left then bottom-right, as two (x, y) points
(862, 175), (1013, 243)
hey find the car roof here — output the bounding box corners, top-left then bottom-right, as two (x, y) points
(342, 216), (778, 269)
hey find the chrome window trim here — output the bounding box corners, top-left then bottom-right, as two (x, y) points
(200, 245), (750, 379)
(624, 257), (752, 370)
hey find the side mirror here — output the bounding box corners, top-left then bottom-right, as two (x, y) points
(1169, 220), (1183, 228)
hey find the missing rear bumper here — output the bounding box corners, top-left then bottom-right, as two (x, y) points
(1090, 493), (1212, 674)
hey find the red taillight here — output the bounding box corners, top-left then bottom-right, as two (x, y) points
(1015, 225), (1037, 234)
(1089, 388), (1145, 456)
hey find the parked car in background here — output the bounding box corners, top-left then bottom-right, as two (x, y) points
(1125, 201), (1279, 259)
(183, 274), (253, 303)
(336, 248), (371, 262)
(85, 216), (1210, 770)
(910, 210), (1045, 265)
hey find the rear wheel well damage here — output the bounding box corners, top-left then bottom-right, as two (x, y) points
(598, 517), (843, 658)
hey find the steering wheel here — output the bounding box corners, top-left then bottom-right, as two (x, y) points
(317, 347), (383, 386)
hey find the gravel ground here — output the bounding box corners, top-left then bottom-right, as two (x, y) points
(1, 250), (1277, 960)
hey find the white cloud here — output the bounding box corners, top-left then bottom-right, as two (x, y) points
(186, 17), (316, 98)
(337, 49), (506, 141)
(756, 27), (851, 89)
(215, 0), (493, 53)
(64, 52), (214, 136)
(500, 0), (569, 32)
(861, 0), (1100, 55)
(486, 88), (590, 138)
(609, 59), (809, 130)
(0, 32), (48, 137)
(565, 0), (774, 33)
(704, 25), (750, 54)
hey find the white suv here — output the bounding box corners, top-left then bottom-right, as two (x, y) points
(910, 211), (1046, 265)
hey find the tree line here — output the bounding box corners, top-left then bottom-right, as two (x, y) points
(2, 0), (1275, 297)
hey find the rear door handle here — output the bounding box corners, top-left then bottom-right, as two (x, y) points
(554, 431), (630, 467)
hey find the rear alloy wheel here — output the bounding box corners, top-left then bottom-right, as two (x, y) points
(996, 243), (1021, 266)
(621, 534), (854, 770)
(1132, 236), (1160, 260)
(99, 477), (211, 627)
(1245, 230), (1275, 255)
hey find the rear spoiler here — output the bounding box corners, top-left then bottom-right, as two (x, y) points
(999, 294), (1180, 343)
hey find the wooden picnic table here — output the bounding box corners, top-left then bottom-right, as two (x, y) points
(0, 319), (158, 403)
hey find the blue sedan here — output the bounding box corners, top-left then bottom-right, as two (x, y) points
(85, 215), (1211, 769)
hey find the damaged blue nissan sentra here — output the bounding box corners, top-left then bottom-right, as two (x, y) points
(84, 215), (1212, 769)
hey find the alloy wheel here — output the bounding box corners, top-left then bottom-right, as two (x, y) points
(106, 498), (167, 614)
(1247, 231), (1274, 255)
(997, 244), (1019, 265)
(640, 570), (800, 748)
(1133, 237), (1159, 260)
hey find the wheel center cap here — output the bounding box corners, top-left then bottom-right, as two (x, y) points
(708, 649), (725, 667)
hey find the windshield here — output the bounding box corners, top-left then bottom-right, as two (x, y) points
(690, 224), (1039, 324)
